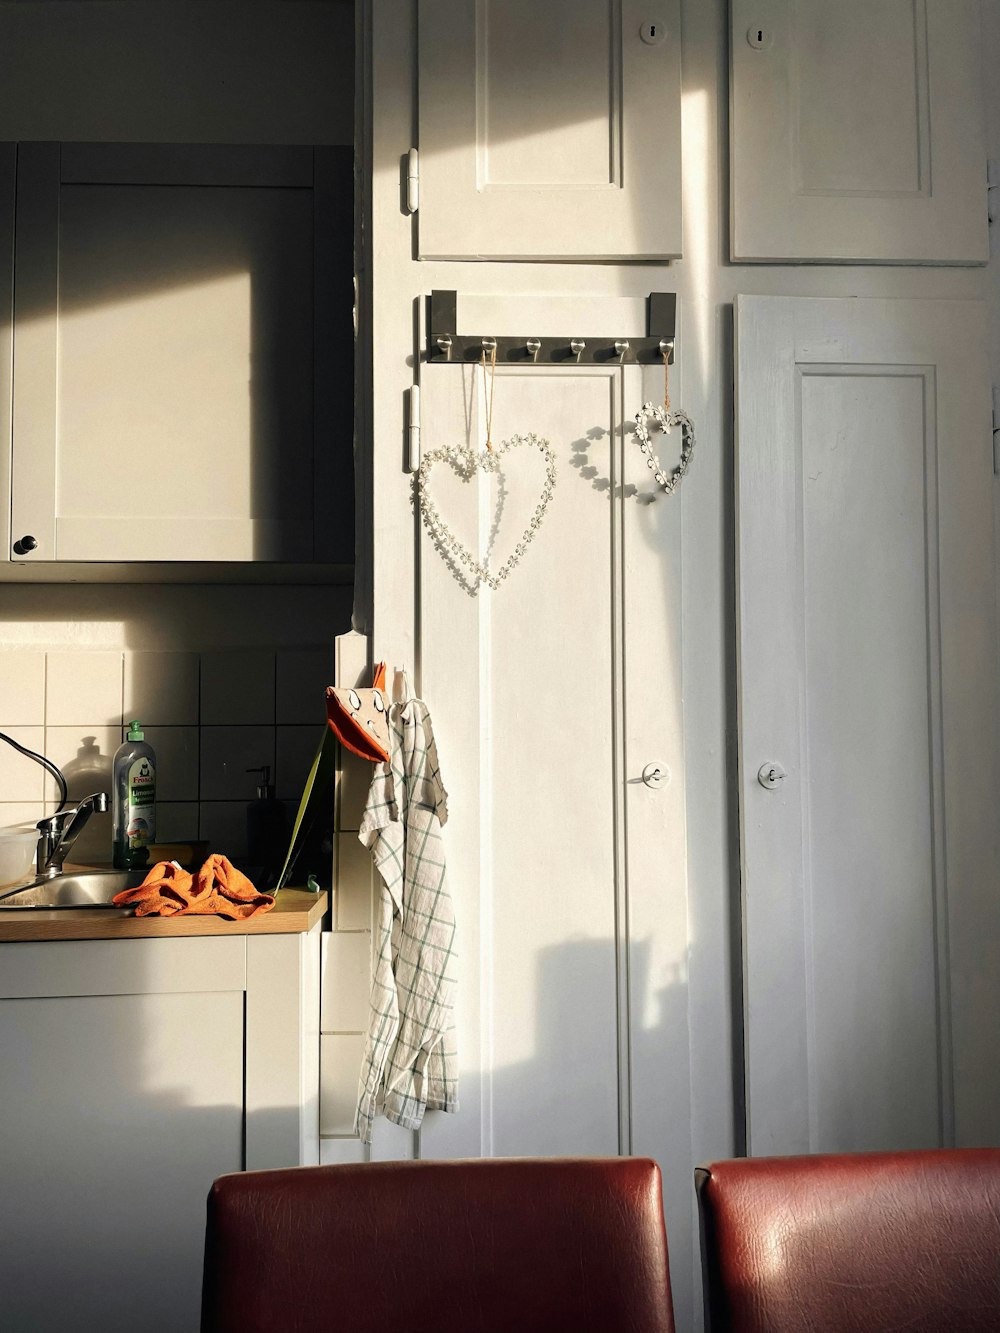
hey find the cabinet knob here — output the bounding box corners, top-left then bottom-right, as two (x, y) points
(14, 535), (38, 554)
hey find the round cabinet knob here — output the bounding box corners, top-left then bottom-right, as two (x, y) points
(757, 762), (787, 790)
(14, 534), (38, 554)
(642, 762), (669, 789)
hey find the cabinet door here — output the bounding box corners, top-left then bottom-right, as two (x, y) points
(736, 296), (999, 1155)
(10, 143), (353, 564)
(0, 938), (246, 1333)
(417, 0), (681, 260)
(730, 0), (987, 263)
(412, 294), (695, 1326)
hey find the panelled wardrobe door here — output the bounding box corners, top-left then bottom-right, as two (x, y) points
(414, 293), (694, 1328)
(735, 295), (999, 1157)
(416, 0), (682, 260)
(730, 0), (988, 263)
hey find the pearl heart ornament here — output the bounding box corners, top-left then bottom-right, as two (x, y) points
(633, 403), (696, 494)
(417, 433), (557, 591)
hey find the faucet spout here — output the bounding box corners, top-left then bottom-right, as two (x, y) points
(36, 792), (109, 877)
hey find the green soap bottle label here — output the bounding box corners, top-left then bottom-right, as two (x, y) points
(126, 756), (156, 848)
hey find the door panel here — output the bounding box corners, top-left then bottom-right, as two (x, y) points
(736, 296), (999, 1155)
(417, 0), (682, 260)
(730, 0), (987, 262)
(415, 292), (693, 1321)
(10, 143), (352, 564)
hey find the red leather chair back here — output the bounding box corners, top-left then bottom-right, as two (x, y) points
(202, 1156), (675, 1333)
(696, 1148), (1000, 1333)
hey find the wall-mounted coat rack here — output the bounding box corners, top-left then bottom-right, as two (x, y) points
(426, 290), (676, 366)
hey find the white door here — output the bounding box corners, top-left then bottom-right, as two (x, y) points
(730, 0), (988, 263)
(416, 0), (682, 260)
(736, 295), (999, 1157)
(413, 294), (695, 1324)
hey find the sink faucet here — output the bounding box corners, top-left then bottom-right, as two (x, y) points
(36, 793), (109, 878)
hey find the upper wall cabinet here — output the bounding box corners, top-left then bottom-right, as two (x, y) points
(3, 143), (353, 567)
(730, 0), (988, 264)
(416, 0), (682, 261)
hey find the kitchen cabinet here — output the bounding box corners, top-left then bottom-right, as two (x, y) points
(730, 0), (988, 263)
(416, 0), (682, 260)
(2, 142), (353, 570)
(0, 908), (322, 1333)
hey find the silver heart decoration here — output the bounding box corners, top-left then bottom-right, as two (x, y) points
(633, 403), (695, 495)
(417, 433), (557, 591)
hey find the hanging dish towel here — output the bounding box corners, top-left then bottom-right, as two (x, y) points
(355, 694), (458, 1144)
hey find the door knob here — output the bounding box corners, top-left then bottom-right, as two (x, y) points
(757, 762), (786, 790)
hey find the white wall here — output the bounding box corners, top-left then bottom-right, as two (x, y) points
(0, 1), (355, 858)
(363, 3), (1000, 1328)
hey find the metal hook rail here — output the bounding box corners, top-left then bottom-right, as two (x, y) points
(426, 290), (676, 366)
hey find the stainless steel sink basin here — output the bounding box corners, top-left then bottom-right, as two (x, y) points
(0, 869), (148, 910)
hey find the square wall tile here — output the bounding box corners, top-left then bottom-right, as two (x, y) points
(319, 1138), (366, 1162)
(0, 802), (45, 831)
(200, 650), (275, 725)
(43, 727), (118, 804)
(46, 652), (123, 727)
(66, 810), (113, 869)
(0, 651), (45, 726)
(321, 931), (371, 1032)
(0, 727), (46, 802)
(338, 749), (371, 832)
(124, 652), (199, 726)
(276, 648), (334, 725)
(199, 801), (249, 861)
(154, 802), (200, 843)
(200, 726), (275, 802)
(276, 726), (324, 801)
(335, 837), (373, 932)
(319, 1034), (366, 1135)
(138, 726), (199, 802)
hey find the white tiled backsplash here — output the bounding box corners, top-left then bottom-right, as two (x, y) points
(0, 645), (336, 865)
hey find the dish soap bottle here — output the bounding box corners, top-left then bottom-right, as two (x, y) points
(113, 720), (156, 869)
(246, 765), (287, 890)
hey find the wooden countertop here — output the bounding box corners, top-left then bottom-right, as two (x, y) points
(0, 889), (327, 943)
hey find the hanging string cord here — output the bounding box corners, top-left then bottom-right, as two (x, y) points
(0, 730), (69, 811)
(662, 344), (672, 413)
(482, 343), (497, 453)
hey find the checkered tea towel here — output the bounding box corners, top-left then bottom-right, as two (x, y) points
(355, 695), (458, 1144)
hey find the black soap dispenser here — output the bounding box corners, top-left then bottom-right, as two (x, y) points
(246, 765), (287, 890)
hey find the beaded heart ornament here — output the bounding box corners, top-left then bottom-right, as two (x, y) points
(632, 403), (695, 495)
(417, 433), (557, 591)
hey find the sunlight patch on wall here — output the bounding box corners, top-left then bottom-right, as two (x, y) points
(681, 87), (711, 386)
(57, 272), (253, 520)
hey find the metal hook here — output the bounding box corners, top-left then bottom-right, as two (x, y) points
(570, 338), (586, 359)
(482, 336), (497, 354)
(659, 338), (674, 362)
(615, 339), (630, 359)
(526, 337), (541, 361)
(436, 334), (453, 359)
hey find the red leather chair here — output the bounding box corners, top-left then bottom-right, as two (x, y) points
(696, 1148), (1000, 1332)
(202, 1156), (675, 1333)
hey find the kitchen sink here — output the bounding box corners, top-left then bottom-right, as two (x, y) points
(0, 870), (148, 910)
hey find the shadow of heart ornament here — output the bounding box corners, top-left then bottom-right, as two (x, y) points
(417, 433), (557, 591)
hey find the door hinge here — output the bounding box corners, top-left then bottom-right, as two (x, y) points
(407, 383), (420, 472)
(993, 386), (1000, 477)
(406, 148), (419, 214)
(988, 159), (999, 226)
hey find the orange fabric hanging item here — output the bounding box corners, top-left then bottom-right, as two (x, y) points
(112, 854), (274, 920)
(325, 661), (391, 764)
